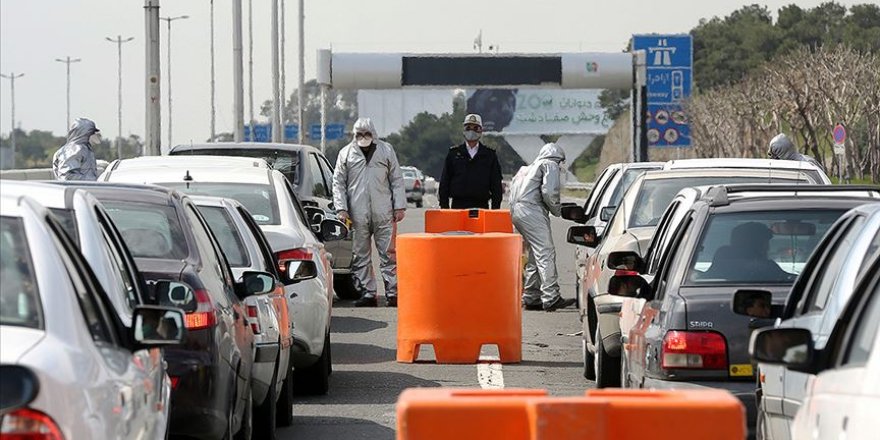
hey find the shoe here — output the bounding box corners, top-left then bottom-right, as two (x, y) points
(355, 295), (378, 307)
(523, 302), (543, 311)
(385, 297), (398, 307)
(544, 297), (577, 312)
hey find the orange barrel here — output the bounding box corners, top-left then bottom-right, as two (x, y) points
(424, 209), (514, 233)
(397, 232), (522, 364)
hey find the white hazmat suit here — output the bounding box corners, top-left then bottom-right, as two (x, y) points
(508, 143), (569, 310)
(332, 118), (407, 303)
(768, 133), (824, 171)
(52, 118), (100, 181)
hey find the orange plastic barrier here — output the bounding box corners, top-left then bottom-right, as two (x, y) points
(397, 388), (746, 440)
(397, 232), (522, 363)
(424, 209), (514, 233)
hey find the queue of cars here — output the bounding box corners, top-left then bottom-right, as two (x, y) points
(0, 147), (349, 439)
(563, 157), (879, 439)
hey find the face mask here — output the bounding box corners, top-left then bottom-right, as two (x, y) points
(89, 132), (102, 145)
(464, 130), (481, 142)
(357, 137), (372, 147)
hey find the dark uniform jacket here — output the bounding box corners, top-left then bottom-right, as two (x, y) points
(439, 142), (504, 209)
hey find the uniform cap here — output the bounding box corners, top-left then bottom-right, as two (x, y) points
(463, 114), (483, 127)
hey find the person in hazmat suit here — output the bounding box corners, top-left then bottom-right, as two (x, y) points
(508, 142), (576, 312)
(767, 133), (824, 171)
(332, 118), (407, 307)
(52, 118), (102, 181)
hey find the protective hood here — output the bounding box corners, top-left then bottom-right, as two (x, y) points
(352, 118), (378, 139)
(768, 134), (799, 161)
(535, 142), (565, 163)
(67, 118), (99, 146)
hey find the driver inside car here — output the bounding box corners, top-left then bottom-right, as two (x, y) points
(704, 222), (793, 283)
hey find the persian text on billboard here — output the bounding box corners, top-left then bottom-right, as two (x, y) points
(465, 89), (611, 135)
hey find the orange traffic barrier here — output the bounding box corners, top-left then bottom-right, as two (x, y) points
(424, 209), (514, 233)
(397, 388), (746, 440)
(397, 232), (522, 363)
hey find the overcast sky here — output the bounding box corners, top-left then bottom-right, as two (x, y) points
(0, 0), (864, 147)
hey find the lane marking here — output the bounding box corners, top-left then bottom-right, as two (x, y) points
(477, 355), (505, 389)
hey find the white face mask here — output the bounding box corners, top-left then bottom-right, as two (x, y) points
(356, 137), (372, 147)
(463, 130), (481, 142)
(89, 132), (102, 145)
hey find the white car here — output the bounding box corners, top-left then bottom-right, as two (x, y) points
(0, 193), (184, 439)
(750, 252), (880, 440)
(663, 158), (831, 184)
(101, 155), (348, 395)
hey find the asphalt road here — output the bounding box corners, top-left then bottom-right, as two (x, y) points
(277, 196), (590, 439)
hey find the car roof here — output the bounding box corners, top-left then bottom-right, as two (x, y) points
(189, 195), (242, 210)
(641, 168), (812, 181)
(0, 181), (74, 209)
(106, 164), (275, 185)
(664, 158), (824, 172)
(0, 193), (26, 217)
(169, 142), (320, 154)
(700, 184), (880, 207)
(620, 161), (664, 170)
(52, 181), (181, 205)
(108, 155), (270, 172)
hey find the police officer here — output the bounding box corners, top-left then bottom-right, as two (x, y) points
(439, 114), (504, 209)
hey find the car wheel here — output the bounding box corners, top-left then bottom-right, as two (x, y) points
(582, 323), (595, 380)
(275, 361), (294, 427)
(253, 362), (278, 439)
(333, 273), (360, 300)
(594, 327), (621, 388)
(294, 333), (331, 395)
(233, 389), (253, 440)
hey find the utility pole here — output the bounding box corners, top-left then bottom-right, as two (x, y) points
(1, 72), (24, 168)
(232, 0), (244, 142)
(106, 35), (134, 159)
(247, 0), (255, 140)
(145, 0), (162, 156)
(297, 0), (305, 144)
(280, 0), (286, 142)
(210, 0), (216, 141)
(160, 15), (189, 151)
(55, 56), (81, 130)
(270, 0), (282, 142)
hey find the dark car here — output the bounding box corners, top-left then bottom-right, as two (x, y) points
(606, 185), (878, 438)
(57, 182), (271, 440)
(167, 142), (358, 299)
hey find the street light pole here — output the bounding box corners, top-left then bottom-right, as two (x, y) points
(247, 0), (255, 140)
(1, 72), (24, 168)
(297, 0), (305, 145)
(232, 0), (244, 142)
(270, 0), (281, 142)
(55, 56), (81, 130)
(160, 15), (189, 151)
(106, 35), (134, 159)
(209, 0), (216, 141)
(145, 0), (162, 156)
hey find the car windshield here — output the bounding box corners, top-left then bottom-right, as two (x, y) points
(198, 206), (250, 268)
(608, 168), (653, 209)
(171, 148), (300, 185)
(0, 217), (43, 329)
(102, 201), (189, 260)
(687, 209), (844, 285)
(403, 171), (417, 179)
(629, 176), (806, 228)
(162, 183), (281, 226)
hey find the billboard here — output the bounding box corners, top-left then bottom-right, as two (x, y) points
(465, 89), (611, 135)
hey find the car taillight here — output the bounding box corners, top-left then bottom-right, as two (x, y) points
(246, 305), (261, 334)
(184, 289), (216, 330)
(0, 408), (64, 440)
(277, 248), (313, 274)
(661, 331), (727, 370)
(614, 269), (640, 276)
(414, 180), (421, 189)
(169, 376), (180, 389)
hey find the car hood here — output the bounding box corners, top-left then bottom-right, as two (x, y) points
(0, 326), (46, 363)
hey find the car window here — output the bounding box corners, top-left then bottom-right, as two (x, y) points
(607, 168), (652, 210)
(317, 156), (335, 197)
(102, 201), (189, 260)
(308, 153), (330, 198)
(170, 148), (301, 185)
(283, 180), (317, 237)
(654, 214), (695, 300)
(184, 205), (234, 297)
(842, 274), (880, 366)
(95, 208), (140, 311)
(646, 200), (680, 274)
(198, 206), (250, 268)
(48, 208), (79, 246)
(805, 216), (866, 312)
(585, 168), (618, 218)
(163, 182), (281, 226)
(859, 227), (880, 274)
(0, 217), (43, 329)
(687, 210), (844, 285)
(237, 206), (277, 274)
(629, 176), (806, 228)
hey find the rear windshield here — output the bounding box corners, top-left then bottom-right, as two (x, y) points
(162, 183), (280, 226)
(49, 208), (79, 246)
(170, 148), (300, 184)
(102, 201), (189, 260)
(629, 176), (806, 228)
(198, 206), (250, 268)
(608, 168), (654, 209)
(403, 170), (417, 179)
(687, 209), (844, 285)
(0, 217), (43, 329)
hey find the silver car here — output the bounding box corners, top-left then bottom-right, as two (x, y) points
(0, 193), (184, 439)
(401, 166), (426, 207)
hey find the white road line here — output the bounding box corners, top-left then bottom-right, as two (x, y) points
(477, 355), (505, 389)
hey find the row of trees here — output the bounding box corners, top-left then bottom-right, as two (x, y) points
(0, 130), (143, 168)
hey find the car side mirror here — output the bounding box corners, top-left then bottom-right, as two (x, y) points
(561, 205), (587, 224)
(607, 251), (645, 273)
(320, 219), (348, 242)
(0, 365), (39, 415)
(236, 271), (276, 298)
(567, 226), (600, 248)
(599, 206), (617, 222)
(608, 272), (653, 299)
(132, 305), (186, 347)
(732, 290), (781, 319)
(285, 260), (318, 284)
(150, 280), (197, 313)
(750, 328), (815, 373)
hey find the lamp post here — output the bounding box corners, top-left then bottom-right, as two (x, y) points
(106, 36), (134, 159)
(160, 15), (189, 150)
(0, 72), (24, 168)
(55, 56), (81, 130)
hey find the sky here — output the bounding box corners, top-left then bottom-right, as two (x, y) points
(0, 0), (866, 148)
